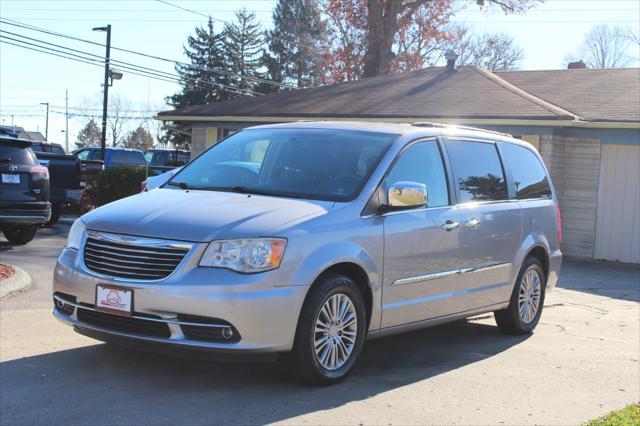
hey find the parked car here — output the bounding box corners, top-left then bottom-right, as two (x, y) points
(29, 141), (66, 155)
(145, 149), (190, 175)
(74, 147), (147, 169)
(21, 139), (104, 225)
(0, 132), (51, 244)
(53, 122), (562, 384)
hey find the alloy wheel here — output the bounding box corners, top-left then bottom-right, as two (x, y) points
(314, 293), (358, 371)
(518, 268), (542, 324)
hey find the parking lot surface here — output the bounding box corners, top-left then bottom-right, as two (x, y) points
(1, 224), (639, 425)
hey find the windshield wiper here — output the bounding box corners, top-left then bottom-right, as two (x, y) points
(166, 181), (191, 190)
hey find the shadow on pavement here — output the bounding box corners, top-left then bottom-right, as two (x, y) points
(557, 258), (640, 303)
(0, 319), (527, 425)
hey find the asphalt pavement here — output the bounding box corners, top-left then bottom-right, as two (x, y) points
(1, 224), (639, 425)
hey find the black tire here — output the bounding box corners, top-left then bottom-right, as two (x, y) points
(495, 257), (546, 334)
(290, 274), (367, 385)
(45, 203), (61, 227)
(3, 225), (38, 245)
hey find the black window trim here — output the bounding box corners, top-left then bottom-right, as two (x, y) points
(497, 140), (553, 202)
(362, 136), (452, 217)
(442, 136), (511, 205)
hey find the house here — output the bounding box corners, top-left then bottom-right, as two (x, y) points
(156, 65), (640, 264)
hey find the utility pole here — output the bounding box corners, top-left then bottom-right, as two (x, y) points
(40, 102), (49, 141)
(93, 24), (111, 162)
(65, 89), (69, 152)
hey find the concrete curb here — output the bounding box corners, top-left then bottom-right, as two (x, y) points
(0, 265), (31, 299)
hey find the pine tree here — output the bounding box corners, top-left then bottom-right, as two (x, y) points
(223, 9), (266, 96)
(265, 0), (327, 89)
(166, 17), (229, 147)
(122, 125), (154, 151)
(75, 119), (101, 148)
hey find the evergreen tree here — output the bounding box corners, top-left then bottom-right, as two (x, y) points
(123, 125), (154, 151)
(166, 17), (229, 147)
(265, 0), (327, 89)
(75, 118), (101, 148)
(223, 9), (266, 96)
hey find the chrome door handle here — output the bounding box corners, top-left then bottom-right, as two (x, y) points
(464, 218), (481, 229)
(442, 220), (460, 231)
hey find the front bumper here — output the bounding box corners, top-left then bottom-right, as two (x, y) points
(53, 247), (307, 355)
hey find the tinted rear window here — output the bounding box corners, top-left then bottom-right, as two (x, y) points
(500, 143), (552, 199)
(50, 145), (65, 154)
(447, 140), (507, 203)
(0, 144), (37, 166)
(111, 150), (146, 165)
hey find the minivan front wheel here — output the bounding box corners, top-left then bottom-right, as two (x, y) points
(291, 274), (366, 385)
(495, 257), (546, 334)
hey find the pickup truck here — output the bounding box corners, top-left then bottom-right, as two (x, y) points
(144, 148), (190, 176)
(30, 142), (103, 225)
(74, 147), (147, 168)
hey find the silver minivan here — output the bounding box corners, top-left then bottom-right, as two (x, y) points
(53, 122), (562, 384)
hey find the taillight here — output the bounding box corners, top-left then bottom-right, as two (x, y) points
(557, 205), (562, 245)
(30, 165), (49, 179)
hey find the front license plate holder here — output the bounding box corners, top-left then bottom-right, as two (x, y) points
(95, 285), (133, 316)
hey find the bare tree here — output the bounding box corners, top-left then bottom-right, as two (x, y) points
(450, 28), (524, 70)
(574, 25), (635, 68)
(107, 95), (130, 147)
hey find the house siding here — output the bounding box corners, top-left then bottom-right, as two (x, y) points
(539, 134), (602, 258)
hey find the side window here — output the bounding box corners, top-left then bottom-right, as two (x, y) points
(447, 140), (507, 203)
(385, 140), (449, 208)
(75, 150), (89, 160)
(88, 150), (102, 161)
(500, 143), (552, 199)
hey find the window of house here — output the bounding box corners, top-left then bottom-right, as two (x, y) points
(499, 143), (552, 199)
(385, 140), (449, 208)
(447, 140), (507, 203)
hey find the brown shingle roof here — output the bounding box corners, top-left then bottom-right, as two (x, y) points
(160, 66), (576, 121)
(496, 68), (640, 122)
(160, 66), (640, 123)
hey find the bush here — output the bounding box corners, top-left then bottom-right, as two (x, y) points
(89, 166), (148, 207)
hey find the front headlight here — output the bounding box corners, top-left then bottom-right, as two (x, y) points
(199, 238), (287, 273)
(66, 219), (86, 250)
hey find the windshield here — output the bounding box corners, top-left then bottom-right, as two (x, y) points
(166, 128), (396, 201)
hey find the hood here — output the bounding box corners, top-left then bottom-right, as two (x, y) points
(83, 188), (333, 242)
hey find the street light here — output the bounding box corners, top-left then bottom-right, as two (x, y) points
(93, 25), (111, 162)
(40, 102), (49, 141)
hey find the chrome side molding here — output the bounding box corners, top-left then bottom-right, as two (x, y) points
(392, 262), (511, 286)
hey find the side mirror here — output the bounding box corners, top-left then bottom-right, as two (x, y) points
(386, 181), (428, 210)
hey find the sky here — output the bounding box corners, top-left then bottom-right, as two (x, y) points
(1, 0), (639, 151)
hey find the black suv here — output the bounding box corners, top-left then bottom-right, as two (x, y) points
(0, 132), (51, 244)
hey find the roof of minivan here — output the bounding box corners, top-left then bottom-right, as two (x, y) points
(247, 120), (518, 141)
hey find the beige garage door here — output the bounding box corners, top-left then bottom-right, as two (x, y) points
(595, 144), (640, 263)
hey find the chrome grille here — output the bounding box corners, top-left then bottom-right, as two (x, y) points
(83, 231), (191, 281)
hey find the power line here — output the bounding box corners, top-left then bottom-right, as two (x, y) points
(154, 0), (323, 54)
(0, 38), (256, 98)
(0, 30), (265, 96)
(0, 18), (296, 89)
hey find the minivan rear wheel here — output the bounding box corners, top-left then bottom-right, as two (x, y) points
(290, 274), (366, 385)
(3, 225), (38, 245)
(495, 257), (546, 334)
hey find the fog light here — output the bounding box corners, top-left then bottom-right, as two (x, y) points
(222, 327), (233, 339)
(56, 299), (65, 309)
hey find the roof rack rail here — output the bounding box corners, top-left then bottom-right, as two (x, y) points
(411, 122), (512, 138)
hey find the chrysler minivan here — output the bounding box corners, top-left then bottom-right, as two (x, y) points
(53, 122), (562, 384)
